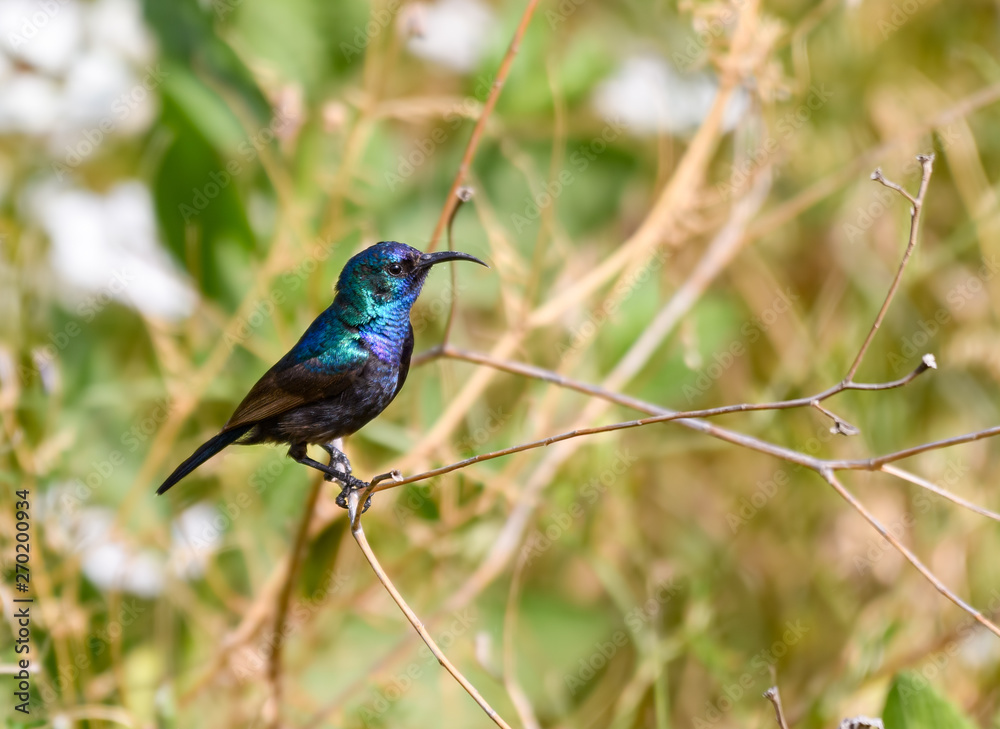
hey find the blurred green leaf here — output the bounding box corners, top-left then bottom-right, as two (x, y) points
(152, 88), (261, 307)
(883, 672), (978, 729)
(160, 65), (247, 152)
(142, 0), (270, 121)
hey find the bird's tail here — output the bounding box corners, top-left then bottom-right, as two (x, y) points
(156, 424), (253, 495)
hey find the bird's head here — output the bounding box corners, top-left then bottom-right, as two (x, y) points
(335, 241), (487, 319)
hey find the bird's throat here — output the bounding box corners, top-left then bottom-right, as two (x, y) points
(333, 274), (425, 363)
(343, 299), (412, 363)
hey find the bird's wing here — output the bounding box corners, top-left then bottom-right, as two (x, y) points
(393, 323), (415, 399)
(223, 356), (360, 431)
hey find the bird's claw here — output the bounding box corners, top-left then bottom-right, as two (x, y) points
(334, 475), (372, 514)
(323, 447), (353, 476)
(323, 455), (371, 513)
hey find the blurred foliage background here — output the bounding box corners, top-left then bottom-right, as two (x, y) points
(2, 0), (1000, 726)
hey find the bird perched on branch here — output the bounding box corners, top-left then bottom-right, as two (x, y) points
(156, 241), (487, 510)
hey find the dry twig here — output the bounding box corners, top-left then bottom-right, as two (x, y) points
(347, 491), (513, 729)
(425, 0), (540, 253)
(264, 471), (324, 727)
(353, 154), (1000, 643)
(844, 156), (934, 381)
(763, 686), (790, 729)
(165, 22), (1000, 725)
(818, 469), (999, 638)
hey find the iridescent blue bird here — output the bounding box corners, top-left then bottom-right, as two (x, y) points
(156, 241), (487, 508)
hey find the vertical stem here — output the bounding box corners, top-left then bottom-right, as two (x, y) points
(426, 0), (541, 252)
(348, 492), (514, 729)
(844, 155), (934, 382)
(266, 471), (324, 727)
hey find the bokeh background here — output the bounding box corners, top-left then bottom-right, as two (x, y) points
(3, 0), (1000, 726)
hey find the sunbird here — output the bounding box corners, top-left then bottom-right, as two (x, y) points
(156, 241), (487, 508)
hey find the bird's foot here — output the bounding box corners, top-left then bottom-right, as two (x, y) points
(334, 475), (372, 514)
(321, 443), (353, 477)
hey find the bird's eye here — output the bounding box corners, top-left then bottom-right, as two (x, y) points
(387, 263), (404, 276)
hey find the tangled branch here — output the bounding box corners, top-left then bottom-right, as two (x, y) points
(352, 153), (1000, 658)
(192, 8), (1000, 727)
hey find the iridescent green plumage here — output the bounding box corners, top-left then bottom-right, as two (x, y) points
(156, 241), (487, 507)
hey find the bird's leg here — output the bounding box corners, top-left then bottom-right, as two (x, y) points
(288, 443), (348, 482)
(285, 443), (371, 513)
(320, 442), (372, 514)
(320, 443), (352, 477)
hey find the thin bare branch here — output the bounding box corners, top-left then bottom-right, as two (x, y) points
(433, 341), (932, 428)
(844, 154), (935, 382)
(442, 186), (476, 346)
(355, 344), (1000, 640)
(871, 166), (917, 206)
(426, 0), (540, 252)
(763, 686), (790, 729)
(503, 551), (541, 729)
(265, 473), (324, 728)
(832, 424), (1000, 470)
(443, 347), (934, 458)
(426, 349), (1000, 484)
(819, 469), (1000, 639)
(881, 464), (1000, 522)
(810, 401), (860, 436)
(347, 491), (513, 729)
(365, 405), (826, 496)
(363, 385), (1000, 499)
(747, 82), (1000, 250)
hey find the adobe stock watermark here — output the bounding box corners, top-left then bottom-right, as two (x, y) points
(717, 84), (834, 201)
(182, 455), (290, 552)
(33, 599), (146, 711)
(694, 620), (809, 728)
(223, 237), (341, 351)
(410, 278), (469, 336)
(886, 255), (999, 374)
(671, 0), (750, 70)
(557, 246), (672, 359)
(879, 0), (931, 39)
(234, 569), (350, 682)
(510, 116), (627, 233)
(340, 0), (401, 60)
(357, 607), (478, 724)
(393, 406), (509, 524)
(212, 0), (243, 20)
(842, 126), (960, 243)
(682, 287), (799, 403)
(564, 578), (682, 695)
(726, 468), (789, 533)
(853, 490), (938, 576)
(729, 409), (856, 529)
(53, 65), (169, 179)
(546, 0), (587, 27)
(58, 397), (173, 512)
(729, 413), (889, 534)
(382, 73), (498, 191)
(521, 448), (640, 565)
(454, 407), (509, 457)
(383, 98), (481, 191)
(894, 587), (1000, 696)
(178, 108), (295, 222)
(727, 415), (843, 533)
(19, 269), (136, 385)
(5, 0), (71, 50)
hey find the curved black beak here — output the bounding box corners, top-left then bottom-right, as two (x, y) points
(416, 250), (489, 269)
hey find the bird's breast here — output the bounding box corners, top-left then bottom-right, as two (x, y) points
(358, 313), (410, 364)
(261, 355), (401, 445)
